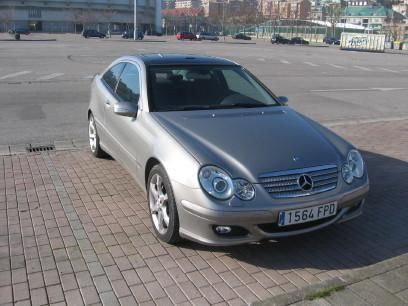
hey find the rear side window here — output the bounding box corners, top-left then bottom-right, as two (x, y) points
(116, 64), (140, 104)
(102, 63), (125, 92)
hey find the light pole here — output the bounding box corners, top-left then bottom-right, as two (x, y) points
(222, 1), (225, 40)
(133, 0), (137, 40)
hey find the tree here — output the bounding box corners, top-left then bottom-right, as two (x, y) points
(327, 3), (341, 37)
(385, 11), (405, 42)
(0, 9), (13, 31)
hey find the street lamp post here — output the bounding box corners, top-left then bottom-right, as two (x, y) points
(133, 0), (137, 40)
(222, 1), (225, 40)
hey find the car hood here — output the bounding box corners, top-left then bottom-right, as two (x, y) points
(151, 107), (343, 183)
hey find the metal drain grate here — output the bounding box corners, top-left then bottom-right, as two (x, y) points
(26, 144), (55, 153)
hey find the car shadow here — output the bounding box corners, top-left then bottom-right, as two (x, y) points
(177, 150), (408, 271)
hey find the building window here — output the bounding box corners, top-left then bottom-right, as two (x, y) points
(28, 7), (41, 18)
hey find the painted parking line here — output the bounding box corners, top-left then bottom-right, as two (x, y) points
(354, 65), (372, 71)
(311, 88), (372, 92)
(380, 68), (399, 73)
(257, 58), (266, 62)
(324, 115), (408, 127)
(36, 73), (65, 81)
(0, 71), (31, 80)
(304, 62), (319, 67)
(311, 87), (408, 93)
(329, 64), (345, 69)
(83, 75), (95, 80)
(280, 59), (291, 64)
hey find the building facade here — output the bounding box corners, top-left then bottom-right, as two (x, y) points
(175, 0), (202, 9)
(162, 0), (176, 9)
(0, 0), (161, 33)
(341, 6), (405, 30)
(202, 0), (257, 19)
(261, 0), (311, 19)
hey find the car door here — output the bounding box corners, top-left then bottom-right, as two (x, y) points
(95, 62), (126, 146)
(104, 62), (144, 173)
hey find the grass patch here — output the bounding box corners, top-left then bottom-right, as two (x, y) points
(305, 285), (346, 300)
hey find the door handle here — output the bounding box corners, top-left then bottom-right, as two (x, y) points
(105, 100), (111, 107)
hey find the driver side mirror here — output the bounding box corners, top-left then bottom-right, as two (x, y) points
(277, 96), (288, 105)
(113, 102), (138, 117)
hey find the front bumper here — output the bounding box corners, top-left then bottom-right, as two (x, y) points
(177, 181), (369, 246)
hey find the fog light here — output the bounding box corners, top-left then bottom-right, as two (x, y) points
(215, 226), (232, 234)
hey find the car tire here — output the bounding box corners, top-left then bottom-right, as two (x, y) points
(148, 165), (181, 244)
(88, 114), (108, 158)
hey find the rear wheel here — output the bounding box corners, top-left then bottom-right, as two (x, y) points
(88, 114), (107, 158)
(148, 165), (181, 244)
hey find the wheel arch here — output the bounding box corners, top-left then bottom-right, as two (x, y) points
(145, 157), (161, 188)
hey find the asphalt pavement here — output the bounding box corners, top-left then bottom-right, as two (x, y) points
(0, 33), (408, 145)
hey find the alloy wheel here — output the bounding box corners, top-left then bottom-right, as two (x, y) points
(149, 174), (170, 235)
(88, 116), (97, 153)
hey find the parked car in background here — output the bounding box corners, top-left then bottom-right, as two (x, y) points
(82, 29), (106, 38)
(88, 53), (369, 246)
(176, 32), (196, 40)
(290, 37), (309, 45)
(323, 36), (340, 45)
(270, 34), (291, 44)
(8, 28), (30, 40)
(145, 30), (163, 36)
(232, 33), (251, 40)
(121, 30), (144, 40)
(196, 32), (219, 41)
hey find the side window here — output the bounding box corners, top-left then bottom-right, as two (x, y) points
(102, 63), (125, 92)
(115, 64), (140, 104)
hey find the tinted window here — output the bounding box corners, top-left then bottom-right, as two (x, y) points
(102, 63), (125, 92)
(221, 69), (274, 104)
(148, 65), (278, 111)
(116, 64), (140, 104)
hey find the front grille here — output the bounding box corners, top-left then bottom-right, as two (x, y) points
(259, 165), (338, 199)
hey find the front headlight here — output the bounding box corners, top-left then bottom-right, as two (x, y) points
(198, 166), (255, 201)
(348, 149), (364, 178)
(342, 149), (365, 184)
(199, 166), (234, 200)
(233, 178), (255, 201)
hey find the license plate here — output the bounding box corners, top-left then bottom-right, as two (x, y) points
(278, 202), (337, 227)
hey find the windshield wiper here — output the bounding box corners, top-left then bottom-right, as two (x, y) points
(212, 103), (269, 109)
(166, 105), (214, 111)
(164, 103), (272, 111)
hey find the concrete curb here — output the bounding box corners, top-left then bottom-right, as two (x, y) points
(0, 138), (88, 156)
(0, 39), (57, 42)
(253, 253), (408, 306)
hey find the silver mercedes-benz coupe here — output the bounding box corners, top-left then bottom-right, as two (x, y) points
(88, 54), (369, 246)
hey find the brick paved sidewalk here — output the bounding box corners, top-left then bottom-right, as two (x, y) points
(0, 119), (407, 306)
(311, 260), (408, 305)
(256, 253), (408, 305)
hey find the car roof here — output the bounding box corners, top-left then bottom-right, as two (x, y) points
(133, 54), (238, 66)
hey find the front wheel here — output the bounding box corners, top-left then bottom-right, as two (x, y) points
(148, 165), (181, 244)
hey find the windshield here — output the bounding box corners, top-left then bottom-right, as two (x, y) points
(147, 65), (279, 111)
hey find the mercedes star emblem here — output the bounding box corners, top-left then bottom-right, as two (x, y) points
(298, 174), (313, 191)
